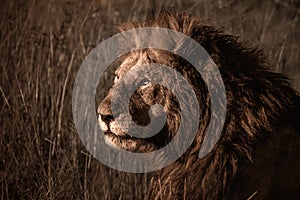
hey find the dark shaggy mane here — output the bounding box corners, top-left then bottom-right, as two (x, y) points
(116, 11), (300, 200)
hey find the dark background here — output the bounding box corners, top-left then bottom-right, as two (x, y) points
(0, 0), (299, 199)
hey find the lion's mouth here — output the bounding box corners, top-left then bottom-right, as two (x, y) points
(98, 114), (157, 152)
(103, 130), (156, 152)
(104, 131), (137, 150)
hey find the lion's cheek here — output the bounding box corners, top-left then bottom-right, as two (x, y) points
(139, 86), (157, 104)
(110, 123), (125, 136)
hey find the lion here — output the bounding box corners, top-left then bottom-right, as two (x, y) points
(97, 11), (300, 199)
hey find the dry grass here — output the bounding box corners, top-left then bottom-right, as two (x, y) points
(0, 0), (299, 199)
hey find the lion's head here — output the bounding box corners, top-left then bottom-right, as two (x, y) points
(98, 48), (209, 153)
(96, 11), (300, 199)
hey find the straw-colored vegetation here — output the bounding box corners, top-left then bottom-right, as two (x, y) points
(0, 0), (299, 199)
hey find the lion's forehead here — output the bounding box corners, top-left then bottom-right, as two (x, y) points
(116, 52), (150, 77)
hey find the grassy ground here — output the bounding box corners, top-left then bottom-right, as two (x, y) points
(0, 0), (299, 199)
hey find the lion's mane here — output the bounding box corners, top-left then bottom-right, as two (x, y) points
(102, 11), (300, 200)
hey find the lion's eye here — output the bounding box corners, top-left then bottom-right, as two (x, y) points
(143, 80), (150, 85)
(139, 79), (151, 89)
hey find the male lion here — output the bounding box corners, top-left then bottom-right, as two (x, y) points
(98, 11), (300, 199)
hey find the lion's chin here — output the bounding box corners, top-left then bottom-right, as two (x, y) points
(104, 131), (137, 151)
(103, 131), (156, 152)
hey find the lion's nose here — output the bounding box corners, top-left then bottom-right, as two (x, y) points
(100, 114), (114, 125)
